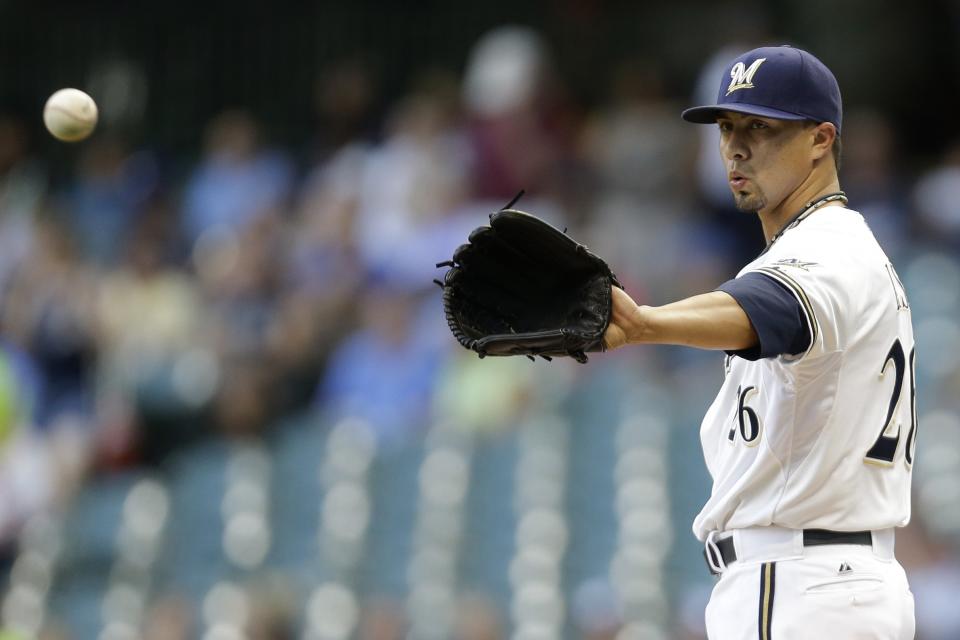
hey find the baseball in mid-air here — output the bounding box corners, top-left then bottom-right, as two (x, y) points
(43, 88), (98, 142)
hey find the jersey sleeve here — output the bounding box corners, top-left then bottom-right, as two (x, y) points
(717, 271), (812, 360)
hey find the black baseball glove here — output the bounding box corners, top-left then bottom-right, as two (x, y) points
(436, 199), (622, 363)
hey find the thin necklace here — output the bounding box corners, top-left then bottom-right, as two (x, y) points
(763, 191), (848, 252)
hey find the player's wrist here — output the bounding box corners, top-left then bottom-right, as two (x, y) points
(627, 304), (653, 344)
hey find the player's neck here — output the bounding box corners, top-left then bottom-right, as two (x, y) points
(758, 174), (842, 244)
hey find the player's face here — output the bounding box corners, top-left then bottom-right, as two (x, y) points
(716, 112), (815, 213)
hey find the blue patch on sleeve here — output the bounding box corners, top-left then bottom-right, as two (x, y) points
(717, 272), (811, 360)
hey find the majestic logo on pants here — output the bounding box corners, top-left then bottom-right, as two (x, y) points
(727, 58), (767, 95)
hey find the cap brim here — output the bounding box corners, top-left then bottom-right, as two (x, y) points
(681, 103), (809, 124)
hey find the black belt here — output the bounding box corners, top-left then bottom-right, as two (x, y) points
(704, 529), (873, 575)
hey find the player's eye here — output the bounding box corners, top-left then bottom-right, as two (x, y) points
(750, 120), (769, 129)
(718, 121), (732, 132)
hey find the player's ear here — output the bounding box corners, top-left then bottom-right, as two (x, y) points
(810, 122), (836, 161)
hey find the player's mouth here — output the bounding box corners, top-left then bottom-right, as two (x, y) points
(729, 172), (749, 190)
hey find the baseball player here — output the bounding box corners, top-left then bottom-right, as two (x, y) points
(603, 46), (916, 638)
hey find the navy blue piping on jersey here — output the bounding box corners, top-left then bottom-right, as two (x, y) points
(753, 267), (819, 353)
(717, 271), (812, 360)
(759, 561), (776, 639)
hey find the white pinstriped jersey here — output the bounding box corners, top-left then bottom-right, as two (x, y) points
(693, 203), (916, 541)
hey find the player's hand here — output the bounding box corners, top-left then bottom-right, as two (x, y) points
(603, 286), (644, 350)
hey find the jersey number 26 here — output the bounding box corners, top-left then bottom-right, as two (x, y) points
(864, 339), (917, 468)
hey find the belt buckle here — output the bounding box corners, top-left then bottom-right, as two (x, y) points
(703, 530), (727, 576)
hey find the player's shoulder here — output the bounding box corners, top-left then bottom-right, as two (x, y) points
(785, 203), (867, 237)
(800, 204), (867, 232)
(742, 205), (883, 278)
(766, 204), (876, 259)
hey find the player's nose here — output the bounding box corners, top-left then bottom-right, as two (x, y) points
(721, 133), (750, 162)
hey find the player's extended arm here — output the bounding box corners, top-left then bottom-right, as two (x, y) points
(603, 286), (758, 352)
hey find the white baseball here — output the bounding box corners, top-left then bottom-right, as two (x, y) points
(43, 88), (98, 142)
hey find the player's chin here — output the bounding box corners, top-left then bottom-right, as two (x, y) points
(733, 191), (765, 213)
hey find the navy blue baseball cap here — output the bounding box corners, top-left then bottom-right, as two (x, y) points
(682, 46), (842, 134)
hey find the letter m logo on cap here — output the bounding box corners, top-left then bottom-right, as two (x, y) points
(726, 58), (767, 95)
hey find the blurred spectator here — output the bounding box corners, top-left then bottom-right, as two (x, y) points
(354, 75), (471, 284)
(2, 218), (98, 432)
(198, 213), (284, 361)
(580, 56), (705, 301)
(0, 113), (45, 294)
(66, 136), (159, 265)
(463, 26), (577, 203)
(581, 57), (691, 199)
(310, 57), (381, 160)
(841, 109), (910, 258)
(275, 157), (365, 413)
(0, 342), (46, 552)
(317, 282), (446, 446)
(182, 110), (294, 245)
(195, 213), (292, 440)
(96, 204), (205, 463)
(212, 356), (273, 440)
(295, 139), (366, 286)
(912, 139), (960, 246)
(433, 353), (538, 436)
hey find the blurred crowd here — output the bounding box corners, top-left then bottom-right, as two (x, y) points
(2, 25), (960, 640)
